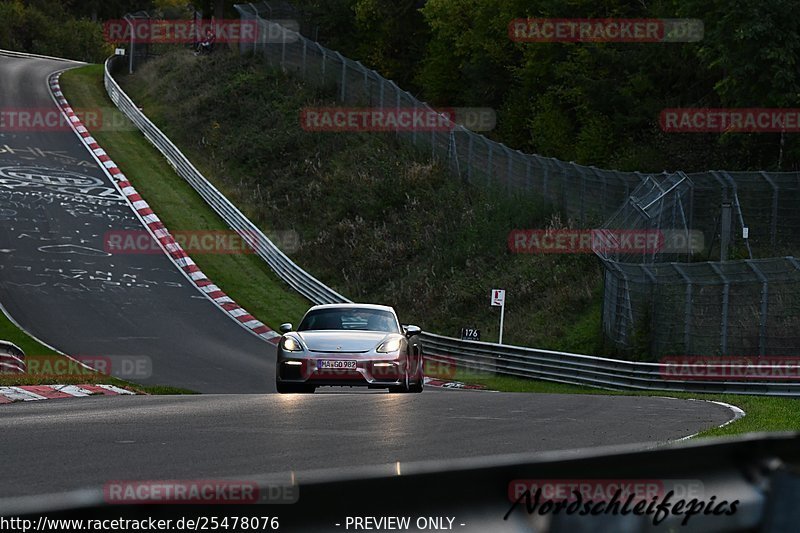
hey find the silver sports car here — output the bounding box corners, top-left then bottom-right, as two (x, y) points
(275, 304), (424, 393)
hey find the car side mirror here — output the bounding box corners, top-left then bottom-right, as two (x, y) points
(404, 325), (421, 336)
(279, 323), (293, 333)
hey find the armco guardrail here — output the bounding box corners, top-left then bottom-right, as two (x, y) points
(0, 341), (25, 373)
(103, 55), (800, 397)
(421, 332), (800, 396)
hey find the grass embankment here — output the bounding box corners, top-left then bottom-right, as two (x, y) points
(437, 367), (800, 438)
(60, 64), (311, 330)
(118, 48), (604, 354)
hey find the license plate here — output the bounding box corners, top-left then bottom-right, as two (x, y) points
(318, 360), (357, 370)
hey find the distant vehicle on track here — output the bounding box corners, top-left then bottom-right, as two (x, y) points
(275, 304), (424, 393)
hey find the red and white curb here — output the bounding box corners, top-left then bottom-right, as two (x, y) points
(0, 384), (134, 404)
(48, 73), (280, 344)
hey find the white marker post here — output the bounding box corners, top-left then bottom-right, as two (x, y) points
(490, 289), (506, 345)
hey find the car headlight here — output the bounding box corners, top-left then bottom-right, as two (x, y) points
(376, 337), (402, 353)
(281, 336), (303, 352)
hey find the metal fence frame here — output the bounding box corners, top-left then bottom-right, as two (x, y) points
(230, 5), (800, 359)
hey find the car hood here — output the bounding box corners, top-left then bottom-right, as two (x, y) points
(295, 331), (392, 353)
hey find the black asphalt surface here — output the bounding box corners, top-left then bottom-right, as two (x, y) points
(0, 52), (736, 504)
(0, 393), (734, 498)
(0, 54), (273, 393)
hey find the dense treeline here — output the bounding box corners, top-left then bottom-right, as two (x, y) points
(8, 0), (797, 170)
(0, 0), (113, 62)
(0, 0), (198, 63)
(291, 0), (800, 172)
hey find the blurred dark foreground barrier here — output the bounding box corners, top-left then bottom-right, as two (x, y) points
(2, 433), (799, 532)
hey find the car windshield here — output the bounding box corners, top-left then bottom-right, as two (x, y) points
(297, 308), (399, 333)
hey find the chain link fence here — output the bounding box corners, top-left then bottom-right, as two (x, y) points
(206, 4), (800, 359)
(599, 171), (800, 358)
(123, 6), (203, 73)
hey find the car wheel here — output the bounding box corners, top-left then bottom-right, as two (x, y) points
(389, 367), (411, 393)
(409, 359), (424, 393)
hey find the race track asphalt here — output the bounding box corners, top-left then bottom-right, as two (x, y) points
(0, 54), (274, 393)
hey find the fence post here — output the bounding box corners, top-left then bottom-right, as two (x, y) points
(361, 63), (369, 103)
(673, 264), (693, 354)
(720, 200), (732, 261)
(336, 52), (347, 101)
(263, 20), (270, 62)
(127, 16), (134, 74)
(710, 263), (730, 355)
(247, 4), (258, 55)
(505, 147), (514, 193)
(746, 261), (769, 356)
(759, 171), (779, 252)
(608, 262), (635, 346)
(570, 162), (586, 224)
(431, 124), (436, 160)
(640, 265), (658, 355)
(378, 73), (384, 108)
(301, 38), (307, 74)
(592, 166), (607, 218)
(281, 25), (287, 65)
(485, 140), (494, 185)
(466, 134), (474, 183)
(542, 157), (549, 198)
(394, 82), (401, 138)
(524, 153), (532, 191)
(412, 101), (417, 146)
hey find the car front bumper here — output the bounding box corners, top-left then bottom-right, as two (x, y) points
(276, 354), (407, 386)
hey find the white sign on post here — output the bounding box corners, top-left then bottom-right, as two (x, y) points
(490, 289), (506, 344)
(491, 289), (505, 306)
